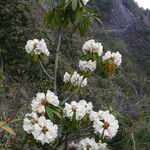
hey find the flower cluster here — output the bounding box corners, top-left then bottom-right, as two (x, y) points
(102, 51), (122, 67)
(31, 90), (59, 114)
(63, 71), (87, 87)
(90, 110), (119, 139)
(82, 39), (103, 56)
(77, 138), (107, 150)
(23, 38), (121, 148)
(25, 39), (49, 56)
(63, 100), (93, 121)
(23, 115), (58, 145)
(79, 60), (96, 72)
(23, 90), (59, 144)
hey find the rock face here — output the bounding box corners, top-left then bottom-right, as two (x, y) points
(105, 0), (135, 29)
(92, 0), (150, 76)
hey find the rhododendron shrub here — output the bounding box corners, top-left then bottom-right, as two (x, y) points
(23, 38), (122, 149)
(21, 0), (123, 149)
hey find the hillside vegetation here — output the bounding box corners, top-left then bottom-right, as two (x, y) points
(0, 0), (150, 149)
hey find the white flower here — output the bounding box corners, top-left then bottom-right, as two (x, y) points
(102, 51), (112, 61)
(77, 138), (107, 150)
(25, 39), (49, 56)
(25, 39), (38, 53)
(82, 39), (103, 56)
(23, 112), (39, 134)
(63, 71), (87, 87)
(31, 90), (59, 113)
(70, 71), (83, 86)
(63, 100), (93, 121)
(68, 142), (77, 149)
(81, 78), (87, 87)
(111, 52), (122, 66)
(46, 90), (59, 106)
(82, 0), (89, 5)
(86, 102), (93, 114)
(31, 92), (46, 113)
(70, 71), (87, 87)
(63, 72), (71, 83)
(32, 116), (58, 145)
(89, 111), (104, 122)
(102, 51), (122, 66)
(92, 110), (119, 139)
(93, 42), (103, 56)
(79, 60), (96, 72)
(97, 140), (107, 150)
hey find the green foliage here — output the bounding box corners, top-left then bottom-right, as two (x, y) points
(44, 0), (100, 36)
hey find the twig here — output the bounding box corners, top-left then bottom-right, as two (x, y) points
(21, 135), (28, 149)
(39, 60), (53, 80)
(64, 132), (69, 150)
(57, 127), (93, 149)
(60, 78), (85, 105)
(0, 52), (4, 72)
(131, 132), (136, 150)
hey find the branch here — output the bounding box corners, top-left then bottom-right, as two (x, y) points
(54, 30), (62, 94)
(0, 52), (4, 72)
(39, 60), (53, 80)
(57, 126), (93, 149)
(60, 78), (85, 105)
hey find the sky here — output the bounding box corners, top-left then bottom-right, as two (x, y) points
(134, 0), (150, 9)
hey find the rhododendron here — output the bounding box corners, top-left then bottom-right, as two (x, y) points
(25, 39), (49, 56)
(102, 51), (122, 66)
(92, 110), (119, 139)
(77, 138), (107, 150)
(32, 116), (58, 145)
(63, 100), (93, 121)
(23, 38), (121, 147)
(82, 39), (103, 56)
(63, 71), (87, 87)
(23, 112), (39, 134)
(79, 60), (96, 72)
(63, 72), (71, 83)
(31, 90), (59, 113)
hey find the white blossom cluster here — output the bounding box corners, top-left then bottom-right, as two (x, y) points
(102, 51), (122, 66)
(82, 39), (103, 56)
(63, 100), (93, 121)
(31, 90), (59, 114)
(79, 60), (96, 72)
(25, 39), (49, 56)
(77, 138), (107, 150)
(63, 71), (87, 87)
(90, 110), (119, 139)
(23, 90), (59, 144)
(23, 115), (58, 145)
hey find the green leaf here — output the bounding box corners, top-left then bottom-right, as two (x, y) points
(72, 0), (78, 11)
(46, 106), (54, 120)
(46, 105), (62, 120)
(53, 110), (62, 119)
(64, 0), (72, 9)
